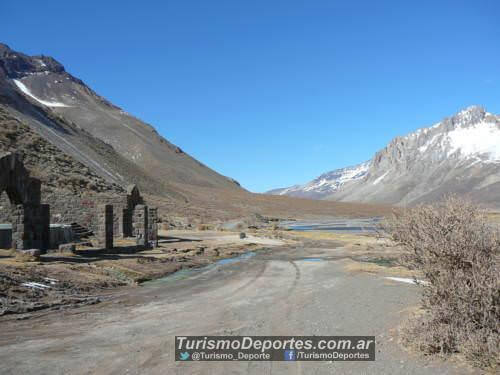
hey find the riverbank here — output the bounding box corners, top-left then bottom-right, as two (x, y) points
(0, 220), (424, 321)
(0, 229), (288, 320)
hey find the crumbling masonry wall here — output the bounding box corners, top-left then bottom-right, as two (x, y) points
(1, 153), (159, 250)
(11, 204), (50, 251)
(46, 191), (124, 235)
(148, 207), (158, 248)
(0, 191), (12, 223)
(120, 185), (144, 238)
(97, 204), (113, 249)
(133, 204), (148, 246)
(2, 188), (124, 235)
(0, 152), (49, 251)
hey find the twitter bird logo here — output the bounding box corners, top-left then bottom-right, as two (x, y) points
(180, 352), (190, 361)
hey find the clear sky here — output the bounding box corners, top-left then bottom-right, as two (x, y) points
(2, 0), (499, 192)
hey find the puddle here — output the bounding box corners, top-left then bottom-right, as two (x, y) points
(289, 225), (373, 231)
(283, 217), (383, 234)
(217, 252), (256, 265)
(146, 252), (257, 285)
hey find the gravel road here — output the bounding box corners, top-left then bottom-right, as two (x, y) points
(0, 244), (473, 374)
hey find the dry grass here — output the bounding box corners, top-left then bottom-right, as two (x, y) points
(144, 185), (393, 224)
(487, 212), (500, 224)
(384, 196), (500, 370)
(13, 252), (39, 263)
(342, 259), (417, 277)
(287, 230), (377, 244)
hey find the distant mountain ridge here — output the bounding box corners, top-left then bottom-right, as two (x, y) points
(267, 162), (369, 199)
(268, 106), (500, 208)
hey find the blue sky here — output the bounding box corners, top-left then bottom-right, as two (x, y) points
(2, 0), (499, 192)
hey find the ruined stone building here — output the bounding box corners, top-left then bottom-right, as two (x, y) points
(0, 152), (158, 252)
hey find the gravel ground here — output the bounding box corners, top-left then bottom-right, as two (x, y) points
(0, 243), (475, 375)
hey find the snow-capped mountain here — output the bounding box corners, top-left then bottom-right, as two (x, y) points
(268, 106), (500, 207)
(267, 162), (369, 199)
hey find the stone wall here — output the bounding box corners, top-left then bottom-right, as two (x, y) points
(121, 184), (144, 237)
(1, 152), (48, 251)
(97, 205), (113, 249)
(2, 189), (125, 235)
(148, 207), (158, 247)
(11, 204), (49, 251)
(2, 188), (160, 243)
(0, 191), (11, 223)
(133, 205), (148, 246)
(44, 190), (125, 234)
(0, 152), (162, 251)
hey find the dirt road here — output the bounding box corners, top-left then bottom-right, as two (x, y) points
(0, 244), (472, 374)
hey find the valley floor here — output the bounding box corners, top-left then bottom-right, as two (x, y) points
(0, 229), (476, 375)
(0, 230), (285, 317)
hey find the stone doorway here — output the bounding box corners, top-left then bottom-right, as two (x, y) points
(121, 184), (144, 238)
(0, 152), (49, 251)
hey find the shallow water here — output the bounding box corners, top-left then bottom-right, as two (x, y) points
(283, 217), (382, 234)
(146, 251), (257, 284)
(299, 257), (324, 262)
(289, 225), (369, 231)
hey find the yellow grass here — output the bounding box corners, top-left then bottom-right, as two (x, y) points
(342, 259), (418, 277)
(487, 212), (500, 224)
(288, 230), (383, 246)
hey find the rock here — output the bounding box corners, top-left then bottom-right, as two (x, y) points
(46, 243), (76, 254)
(58, 243), (76, 253)
(17, 249), (41, 260)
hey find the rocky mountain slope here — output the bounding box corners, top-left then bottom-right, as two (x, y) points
(0, 43), (392, 222)
(0, 43), (241, 201)
(0, 106), (123, 195)
(269, 106), (500, 208)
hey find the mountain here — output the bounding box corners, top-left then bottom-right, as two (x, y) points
(267, 162), (370, 199)
(0, 43), (241, 201)
(0, 42), (391, 222)
(268, 106), (500, 208)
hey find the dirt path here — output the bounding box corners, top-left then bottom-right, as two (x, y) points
(0, 244), (473, 375)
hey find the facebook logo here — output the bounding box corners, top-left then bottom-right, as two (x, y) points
(284, 350), (296, 361)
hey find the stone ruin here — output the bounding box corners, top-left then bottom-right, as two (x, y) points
(118, 184), (158, 248)
(0, 152), (159, 252)
(0, 152), (49, 251)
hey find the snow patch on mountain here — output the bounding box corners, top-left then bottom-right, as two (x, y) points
(372, 170), (389, 185)
(447, 122), (500, 161)
(13, 79), (69, 107)
(414, 118), (500, 162)
(303, 162), (369, 192)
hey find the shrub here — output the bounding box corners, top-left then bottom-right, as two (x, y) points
(385, 196), (499, 369)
